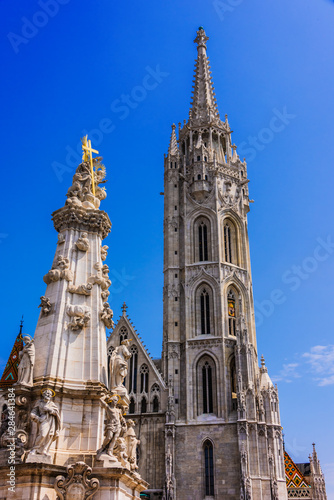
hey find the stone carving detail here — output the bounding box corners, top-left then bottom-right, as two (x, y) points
(96, 395), (123, 463)
(167, 343), (180, 360)
(38, 296), (52, 316)
(100, 302), (114, 329)
(52, 206), (111, 240)
(68, 283), (93, 296)
(43, 255), (73, 285)
(75, 232), (90, 252)
(101, 290), (110, 301)
(57, 233), (65, 245)
(15, 336), (35, 387)
(66, 304), (91, 331)
(54, 461), (100, 500)
(88, 263), (111, 290)
(114, 437), (130, 469)
(26, 389), (61, 463)
(109, 340), (131, 396)
(66, 154), (107, 210)
(124, 419), (140, 471)
(101, 245), (108, 261)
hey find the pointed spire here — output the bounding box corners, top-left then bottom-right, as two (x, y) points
(190, 27), (220, 126)
(19, 315), (24, 335)
(168, 124), (179, 156)
(122, 302), (128, 316)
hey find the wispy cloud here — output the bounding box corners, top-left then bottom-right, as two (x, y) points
(272, 362), (301, 383)
(302, 345), (334, 386)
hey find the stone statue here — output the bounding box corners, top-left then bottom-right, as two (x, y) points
(101, 245), (108, 261)
(66, 304), (91, 331)
(26, 389), (61, 461)
(109, 340), (132, 392)
(88, 263), (111, 291)
(114, 437), (130, 469)
(68, 283), (93, 296)
(38, 296), (51, 316)
(43, 255), (73, 284)
(96, 395), (122, 462)
(124, 419), (140, 471)
(75, 232), (90, 252)
(15, 336), (35, 387)
(100, 302), (114, 329)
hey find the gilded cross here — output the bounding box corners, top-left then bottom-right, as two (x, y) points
(81, 135), (99, 196)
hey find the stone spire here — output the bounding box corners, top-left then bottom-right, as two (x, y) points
(190, 27), (220, 126)
(168, 124), (179, 156)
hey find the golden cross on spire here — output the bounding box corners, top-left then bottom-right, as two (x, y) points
(81, 135), (99, 196)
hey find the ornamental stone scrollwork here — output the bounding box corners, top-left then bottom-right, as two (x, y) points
(54, 461), (100, 500)
(66, 304), (91, 331)
(43, 255), (73, 285)
(26, 389), (61, 464)
(100, 302), (114, 329)
(15, 336), (35, 387)
(163, 284), (180, 300)
(101, 289), (110, 301)
(88, 263), (111, 290)
(38, 296), (52, 316)
(165, 170), (179, 183)
(52, 206), (111, 240)
(101, 245), (108, 261)
(68, 283), (93, 296)
(75, 232), (90, 252)
(187, 338), (222, 349)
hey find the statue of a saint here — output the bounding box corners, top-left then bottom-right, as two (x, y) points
(124, 419), (140, 471)
(97, 395), (122, 461)
(16, 336), (35, 387)
(109, 340), (132, 392)
(27, 389), (61, 459)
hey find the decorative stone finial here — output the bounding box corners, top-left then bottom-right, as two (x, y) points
(194, 27), (209, 50)
(122, 302), (128, 315)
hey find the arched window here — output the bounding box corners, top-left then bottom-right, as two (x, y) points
(197, 356), (217, 416)
(152, 396), (159, 412)
(129, 397), (135, 414)
(129, 345), (138, 394)
(141, 398), (147, 413)
(140, 364), (149, 393)
(204, 440), (214, 496)
(194, 217), (211, 263)
(200, 289), (210, 335)
(223, 220), (238, 265)
(199, 222), (208, 262)
(227, 289), (237, 337)
(119, 326), (128, 344)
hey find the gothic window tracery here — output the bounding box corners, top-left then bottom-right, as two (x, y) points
(129, 345), (138, 394)
(196, 284), (214, 336)
(152, 396), (159, 412)
(197, 355), (217, 416)
(194, 217), (211, 262)
(141, 397), (147, 413)
(223, 219), (238, 265)
(204, 440), (214, 496)
(119, 326), (128, 344)
(140, 364), (149, 393)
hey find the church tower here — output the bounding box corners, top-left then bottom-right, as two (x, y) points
(162, 28), (287, 500)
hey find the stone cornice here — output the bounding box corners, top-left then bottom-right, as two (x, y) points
(52, 206), (111, 240)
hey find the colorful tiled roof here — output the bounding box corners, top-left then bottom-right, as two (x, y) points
(0, 332), (23, 388)
(285, 451), (310, 489)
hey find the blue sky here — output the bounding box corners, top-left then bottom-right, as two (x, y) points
(1, 0), (334, 494)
